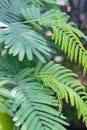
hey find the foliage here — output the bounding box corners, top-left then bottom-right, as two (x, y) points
(0, 0), (87, 130)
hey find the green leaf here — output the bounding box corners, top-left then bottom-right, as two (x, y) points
(7, 83), (68, 130)
(52, 20), (87, 75)
(0, 24), (51, 62)
(35, 62), (87, 126)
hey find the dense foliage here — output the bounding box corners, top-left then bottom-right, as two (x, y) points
(0, 0), (87, 130)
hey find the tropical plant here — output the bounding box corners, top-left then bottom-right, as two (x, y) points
(0, 0), (87, 130)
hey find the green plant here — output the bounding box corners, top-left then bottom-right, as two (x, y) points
(0, 0), (87, 130)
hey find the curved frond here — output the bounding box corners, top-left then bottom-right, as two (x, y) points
(0, 83), (68, 130)
(21, 5), (87, 75)
(0, 24), (51, 62)
(0, 61), (87, 127)
(51, 20), (87, 76)
(35, 61), (87, 126)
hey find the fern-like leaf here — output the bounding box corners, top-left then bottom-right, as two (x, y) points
(34, 61), (87, 126)
(0, 83), (68, 130)
(0, 0), (27, 23)
(21, 5), (69, 27)
(0, 61), (87, 127)
(51, 21), (87, 76)
(0, 24), (51, 62)
(0, 0), (42, 24)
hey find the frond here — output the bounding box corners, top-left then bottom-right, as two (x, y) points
(1, 61), (87, 126)
(0, 1), (87, 129)
(21, 5), (87, 75)
(0, 83), (68, 130)
(51, 20), (87, 76)
(0, 0), (27, 23)
(0, 61), (87, 127)
(27, 7), (87, 76)
(21, 5), (69, 27)
(34, 61), (87, 126)
(21, 5), (42, 29)
(0, 24), (51, 62)
(0, 3), (69, 63)
(21, 5), (41, 21)
(0, 0), (42, 24)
